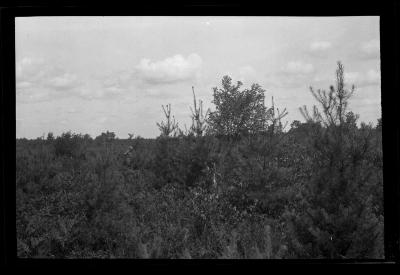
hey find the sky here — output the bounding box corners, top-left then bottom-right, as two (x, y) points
(15, 16), (381, 139)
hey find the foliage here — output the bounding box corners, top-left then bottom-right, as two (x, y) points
(95, 131), (116, 144)
(54, 131), (84, 158)
(156, 104), (179, 137)
(208, 76), (270, 138)
(189, 86), (210, 137)
(284, 62), (383, 258)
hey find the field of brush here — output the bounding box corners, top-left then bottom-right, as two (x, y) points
(16, 122), (384, 259)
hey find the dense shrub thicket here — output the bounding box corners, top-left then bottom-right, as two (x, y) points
(16, 62), (383, 258)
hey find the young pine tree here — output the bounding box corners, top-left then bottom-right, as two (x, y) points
(156, 104), (179, 137)
(189, 86), (210, 137)
(284, 61), (383, 258)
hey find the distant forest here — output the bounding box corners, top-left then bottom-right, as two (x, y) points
(16, 62), (383, 258)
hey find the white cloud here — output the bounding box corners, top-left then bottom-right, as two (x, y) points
(143, 88), (163, 97)
(135, 53), (202, 84)
(344, 71), (362, 84)
(98, 117), (108, 124)
(366, 69), (380, 84)
(236, 65), (259, 84)
(310, 41), (332, 51)
(67, 108), (78, 114)
(239, 65), (256, 76)
(46, 73), (79, 90)
(16, 57), (126, 101)
(16, 57), (82, 102)
(266, 61), (315, 88)
(98, 70), (133, 98)
(103, 86), (126, 95)
(16, 57), (46, 81)
(75, 88), (108, 100)
(311, 68), (380, 90)
(345, 68), (380, 87)
(16, 81), (33, 89)
(239, 65), (256, 78)
(283, 61), (314, 75)
(360, 39), (380, 59)
(16, 88), (53, 103)
(103, 70), (132, 87)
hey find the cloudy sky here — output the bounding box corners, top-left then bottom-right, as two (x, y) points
(16, 16), (381, 139)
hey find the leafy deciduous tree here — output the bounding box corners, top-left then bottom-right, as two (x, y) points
(208, 76), (269, 138)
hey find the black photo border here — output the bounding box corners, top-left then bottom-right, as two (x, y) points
(1, 0), (399, 269)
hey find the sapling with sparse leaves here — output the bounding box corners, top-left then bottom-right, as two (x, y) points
(156, 104), (179, 137)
